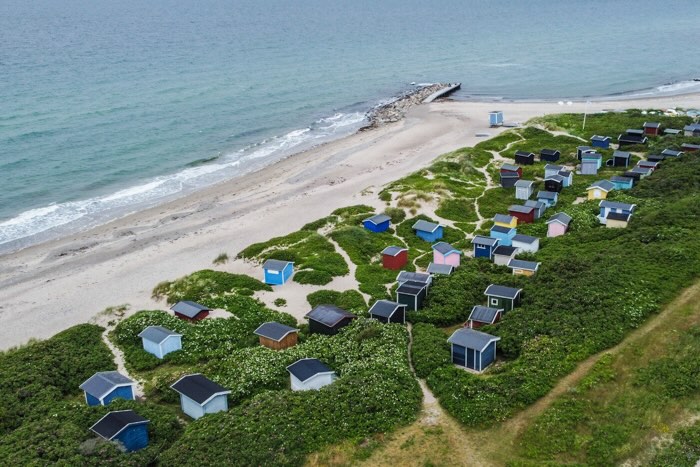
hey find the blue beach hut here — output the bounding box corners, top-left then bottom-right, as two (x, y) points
(537, 191), (558, 208)
(489, 225), (516, 247)
(447, 328), (500, 372)
(263, 259), (294, 285)
(80, 371), (136, 406)
(138, 326), (182, 359)
(171, 374), (231, 420)
(90, 410), (150, 452)
(362, 214), (391, 233)
(471, 235), (499, 259)
(412, 220), (443, 242)
(489, 110), (504, 127)
(591, 135), (611, 149)
(610, 175), (634, 190)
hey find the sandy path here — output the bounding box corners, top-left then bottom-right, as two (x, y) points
(100, 328), (145, 398)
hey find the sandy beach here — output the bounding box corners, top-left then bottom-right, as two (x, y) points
(2, 93), (700, 350)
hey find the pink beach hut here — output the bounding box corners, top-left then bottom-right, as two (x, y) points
(432, 242), (461, 268)
(546, 213), (572, 238)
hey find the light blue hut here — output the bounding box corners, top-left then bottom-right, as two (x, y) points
(447, 328), (500, 372)
(171, 374), (231, 420)
(263, 259), (294, 285)
(90, 410), (149, 452)
(489, 110), (504, 127)
(80, 371), (136, 406)
(490, 225), (516, 247)
(537, 191), (558, 208)
(581, 152), (603, 169)
(412, 220), (443, 242)
(363, 214), (391, 233)
(610, 175), (634, 190)
(138, 326), (182, 359)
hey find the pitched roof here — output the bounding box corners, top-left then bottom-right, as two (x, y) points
(471, 235), (499, 247)
(91, 410), (149, 441)
(508, 205), (534, 214)
(500, 163), (521, 172)
(80, 372), (135, 401)
(637, 160), (659, 168)
(494, 214), (516, 224)
(683, 123), (700, 131)
(537, 191), (558, 200)
(630, 166), (652, 175)
(507, 258), (540, 271)
(558, 170), (572, 177)
(368, 300), (406, 319)
(427, 263), (454, 275)
(591, 135), (611, 141)
(541, 148), (560, 155)
(468, 306), (502, 324)
(493, 245), (518, 257)
(253, 322), (299, 341)
(396, 271), (431, 285)
(514, 150), (534, 157)
(643, 122), (660, 128)
(286, 358), (335, 382)
(170, 374), (231, 405)
(581, 152), (602, 159)
(490, 225), (514, 235)
(448, 328), (500, 351)
(305, 305), (357, 327)
(544, 164), (563, 172)
(599, 200), (636, 211)
(613, 150), (631, 160)
(512, 234), (538, 244)
(412, 219), (440, 233)
(170, 301), (211, 318)
(626, 128), (644, 135)
(397, 280), (428, 295)
(577, 145), (593, 151)
(607, 212), (631, 222)
(382, 246), (407, 257)
(484, 284), (522, 299)
(432, 242), (460, 256)
(263, 259), (294, 272)
(611, 175), (634, 183)
(514, 179), (534, 188)
(587, 180), (615, 192)
(524, 199), (546, 209)
(138, 326), (181, 345)
(661, 149), (683, 157)
(363, 214), (391, 225)
(618, 134), (648, 143)
(547, 212), (573, 226)
(545, 174), (565, 183)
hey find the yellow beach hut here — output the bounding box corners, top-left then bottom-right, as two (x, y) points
(586, 180), (615, 200)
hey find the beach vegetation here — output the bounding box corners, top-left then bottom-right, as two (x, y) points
(383, 206), (406, 224)
(474, 130), (522, 152)
(306, 289), (367, 314)
(273, 298), (287, 307)
(212, 252), (229, 265)
(151, 269), (272, 304)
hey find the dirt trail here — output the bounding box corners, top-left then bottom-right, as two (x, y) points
(101, 328), (145, 398)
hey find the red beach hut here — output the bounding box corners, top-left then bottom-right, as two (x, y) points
(381, 246), (408, 270)
(508, 205), (535, 224)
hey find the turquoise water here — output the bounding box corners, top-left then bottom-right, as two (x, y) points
(1, 0), (699, 251)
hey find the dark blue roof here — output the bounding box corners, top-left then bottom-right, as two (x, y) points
(91, 410), (149, 440)
(507, 259), (540, 271)
(80, 371), (135, 400)
(484, 284), (521, 299)
(368, 300), (405, 319)
(287, 358), (334, 382)
(493, 245), (518, 257)
(432, 242), (460, 255)
(254, 322), (299, 341)
(541, 148), (560, 155)
(364, 214), (391, 225)
(397, 280), (427, 295)
(396, 271), (431, 285)
(448, 328), (500, 351)
(471, 235), (499, 246)
(512, 234), (537, 244)
(468, 306), (502, 324)
(170, 301), (211, 318)
(490, 225), (513, 235)
(537, 191), (557, 200)
(607, 212), (631, 222)
(171, 374), (230, 405)
(305, 305), (356, 327)
(427, 263), (454, 275)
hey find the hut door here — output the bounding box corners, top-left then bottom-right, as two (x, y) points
(466, 348), (476, 370)
(453, 345), (465, 366)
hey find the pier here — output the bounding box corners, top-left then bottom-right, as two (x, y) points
(423, 83), (461, 103)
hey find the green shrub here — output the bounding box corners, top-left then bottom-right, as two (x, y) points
(384, 207), (406, 224)
(274, 298), (287, 307)
(293, 270), (333, 285)
(152, 270), (272, 304)
(212, 252), (229, 265)
(411, 323), (451, 378)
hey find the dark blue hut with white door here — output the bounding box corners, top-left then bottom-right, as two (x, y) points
(263, 259), (294, 285)
(540, 149), (560, 162)
(368, 300), (407, 324)
(80, 371), (136, 406)
(471, 235), (499, 259)
(90, 410), (150, 452)
(447, 328), (501, 372)
(591, 135), (611, 149)
(396, 281), (428, 311)
(363, 214), (391, 233)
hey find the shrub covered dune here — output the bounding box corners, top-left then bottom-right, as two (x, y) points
(1, 110), (700, 465)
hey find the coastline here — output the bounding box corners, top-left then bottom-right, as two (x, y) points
(2, 92), (700, 350)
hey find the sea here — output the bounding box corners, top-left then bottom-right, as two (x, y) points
(2, 0), (700, 253)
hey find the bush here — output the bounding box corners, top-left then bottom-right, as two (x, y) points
(212, 252), (229, 265)
(383, 207), (406, 224)
(410, 324), (451, 378)
(274, 298), (287, 307)
(293, 270), (333, 285)
(152, 270), (272, 304)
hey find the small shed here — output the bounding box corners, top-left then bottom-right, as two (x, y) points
(514, 180), (534, 200)
(381, 246), (408, 270)
(577, 146), (596, 160)
(396, 280), (428, 311)
(490, 225), (516, 247)
(170, 374), (231, 420)
(412, 220), (443, 242)
(448, 328), (500, 372)
(540, 149), (561, 162)
(581, 159), (599, 175)
(544, 164), (564, 179)
(591, 135), (611, 149)
(623, 170), (642, 182)
(637, 160), (659, 172)
(484, 284), (522, 312)
(664, 128), (682, 136)
(512, 234), (540, 253)
(500, 163), (523, 178)
(508, 205), (535, 224)
(683, 123), (700, 137)
(587, 180), (615, 200)
(558, 170), (573, 188)
(612, 150), (632, 168)
(500, 173), (520, 188)
(524, 199), (546, 219)
(618, 134), (648, 147)
(514, 151), (535, 165)
(171, 301), (211, 322)
(138, 326), (182, 359)
(544, 175), (564, 193)
(599, 200), (636, 224)
(369, 300), (407, 324)
(681, 143), (700, 152)
(643, 122), (660, 136)
(432, 241), (461, 267)
(630, 166), (653, 178)
(305, 304), (357, 335)
(606, 212), (631, 228)
(427, 262), (454, 276)
(80, 371), (136, 407)
(489, 110), (504, 127)
(647, 154), (665, 163)
(546, 212), (573, 238)
(471, 235), (499, 259)
(581, 152), (603, 169)
(254, 322), (299, 350)
(396, 271), (432, 288)
(493, 245), (518, 266)
(287, 358), (337, 391)
(494, 213), (518, 229)
(661, 149), (683, 158)
(263, 259), (295, 285)
(626, 129), (644, 136)
(466, 306), (502, 329)
(537, 191), (558, 207)
(610, 175), (634, 190)
(90, 410), (149, 453)
(507, 258), (541, 277)
(363, 214), (391, 233)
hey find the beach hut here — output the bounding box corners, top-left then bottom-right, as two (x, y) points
(618, 134), (648, 147)
(610, 175), (634, 190)
(396, 281), (428, 311)
(612, 150), (632, 168)
(544, 175), (564, 193)
(466, 306), (502, 329)
(254, 322), (299, 350)
(493, 213), (518, 229)
(397, 270), (432, 287)
(170, 374), (231, 420)
(643, 122), (661, 136)
(591, 135), (611, 149)
(514, 151), (535, 165)
(524, 199), (546, 219)
(647, 154), (665, 163)
(664, 128), (682, 136)
(369, 300), (407, 324)
(448, 328), (500, 372)
(661, 148), (683, 158)
(427, 262), (454, 276)
(287, 358), (337, 391)
(546, 212), (572, 237)
(489, 225), (516, 247)
(90, 410), (149, 453)
(507, 258), (541, 277)
(80, 371), (136, 407)
(381, 246), (408, 270)
(493, 245), (518, 266)
(581, 158), (599, 175)
(581, 152), (603, 169)
(305, 304), (357, 335)
(508, 205), (535, 224)
(412, 220), (443, 242)
(683, 123), (700, 137)
(432, 242), (461, 267)
(623, 171), (642, 182)
(540, 149), (561, 162)
(500, 173), (520, 188)
(138, 326), (182, 359)
(537, 191), (558, 207)
(263, 259), (294, 285)
(544, 164), (564, 179)
(630, 166), (653, 178)
(500, 163), (523, 178)
(471, 236), (499, 259)
(681, 143), (700, 152)
(558, 170), (573, 187)
(171, 301), (211, 321)
(626, 129), (644, 136)
(637, 160), (659, 172)
(599, 200), (636, 225)
(484, 284), (522, 312)
(586, 180), (615, 200)
(514, 180), (535, 200)
(605, 212), (632, 228)
(489, 111), (504, 127)
(362, 214), (391, 233)
(512, 234), (539, 253)
(577, 146), (596, 160)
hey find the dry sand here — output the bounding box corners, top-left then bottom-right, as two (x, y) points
(2, 94), (700, 350)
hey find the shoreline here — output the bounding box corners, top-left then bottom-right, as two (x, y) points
(2, 92), (700, 350)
